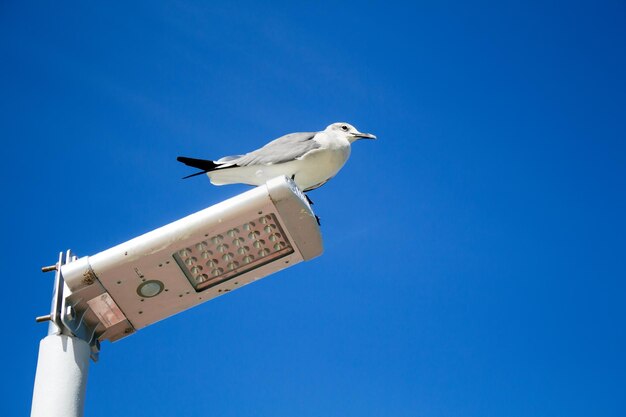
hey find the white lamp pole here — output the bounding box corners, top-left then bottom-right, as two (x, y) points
(31, 335), (91, 417)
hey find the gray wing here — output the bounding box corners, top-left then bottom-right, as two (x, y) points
(217, 131), (320, 166)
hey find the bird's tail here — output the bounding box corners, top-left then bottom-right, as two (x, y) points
(177, 156), (220, 179)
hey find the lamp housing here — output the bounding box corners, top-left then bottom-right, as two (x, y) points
(59, 176), (322, 345)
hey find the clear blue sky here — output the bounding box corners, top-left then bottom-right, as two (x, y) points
(2, 1), (625, 416)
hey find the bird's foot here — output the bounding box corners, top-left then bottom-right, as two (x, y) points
(305, 194), (314, 205)
(315, 215), (321, 226)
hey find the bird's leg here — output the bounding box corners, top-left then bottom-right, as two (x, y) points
(290, 173), (314, 207)
(299, 190), (319, 224)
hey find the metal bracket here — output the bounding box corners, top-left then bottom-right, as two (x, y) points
(48, 251), (69, 336)
(43, 250), (103, 361)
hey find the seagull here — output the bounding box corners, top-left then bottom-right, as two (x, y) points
(177, 122), (376, 192)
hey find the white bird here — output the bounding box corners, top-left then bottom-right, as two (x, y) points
(177, 122), (376, 192)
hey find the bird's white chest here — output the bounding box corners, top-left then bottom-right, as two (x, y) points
(300, 144), (350, 171)
(292, 143), (351, 189)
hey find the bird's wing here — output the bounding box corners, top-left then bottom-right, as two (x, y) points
(222, 131), (321, 166)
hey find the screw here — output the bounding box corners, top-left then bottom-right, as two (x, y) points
(41, 264), (57, 273)
(35, 314), (52, 323)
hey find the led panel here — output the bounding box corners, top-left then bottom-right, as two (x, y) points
(173, 213), (294, 291)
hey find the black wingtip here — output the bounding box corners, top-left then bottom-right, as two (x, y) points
(177, 156), (220, 179)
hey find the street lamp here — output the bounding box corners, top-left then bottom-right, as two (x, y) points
(31, 176), (323, 417)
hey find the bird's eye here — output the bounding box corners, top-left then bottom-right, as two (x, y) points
(341, 125), (348, 131)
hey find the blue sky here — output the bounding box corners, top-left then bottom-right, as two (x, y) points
(1, 1), (625, 416)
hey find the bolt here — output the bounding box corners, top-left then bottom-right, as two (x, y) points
(35, 314), (52, 323)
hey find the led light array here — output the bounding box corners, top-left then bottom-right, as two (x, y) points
(173, 213), (294, 291)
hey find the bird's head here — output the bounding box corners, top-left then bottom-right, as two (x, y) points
(326, 122), (377, 143)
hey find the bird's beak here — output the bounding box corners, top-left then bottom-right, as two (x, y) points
(353, 132), (377, 140)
